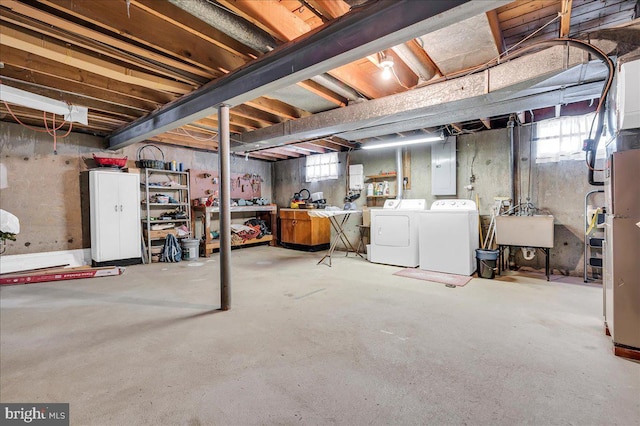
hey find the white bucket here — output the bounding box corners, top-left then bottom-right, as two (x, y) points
(181, 238), (200, 260)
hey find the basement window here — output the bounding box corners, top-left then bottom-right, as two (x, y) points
(305, 152), (339, 182)
(535, 112), (605, 163)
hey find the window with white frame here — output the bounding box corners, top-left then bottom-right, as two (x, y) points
(305, 152), (339, 182)
(535, 112), (605, 163)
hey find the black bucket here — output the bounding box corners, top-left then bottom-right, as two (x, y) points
(476, 249), (499, 279)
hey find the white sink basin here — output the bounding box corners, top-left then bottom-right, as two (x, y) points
(495, 215), (554, 248)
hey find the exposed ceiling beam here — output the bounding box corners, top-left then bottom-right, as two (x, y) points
(486, 9), (505, 55)
(37, 0), (246, 75)
(0, 0), (213, 80)
(480, 118), (491, 129)
(235, 46), (604, 149)
(560, 0), (573, 37)
(108, 0), (508, 149)
(245, 98), (312, 120)
(0, 23), (194, 94)
(0, 46), (176, 105)
(0, 65), (158, 112)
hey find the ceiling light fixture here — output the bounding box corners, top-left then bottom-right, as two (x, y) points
(379, 54), (394, 81)
(0, 84), (88, 125)
(362, 132), (445, 150)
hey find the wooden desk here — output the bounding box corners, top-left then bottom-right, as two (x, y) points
(191, 204), (277, 256)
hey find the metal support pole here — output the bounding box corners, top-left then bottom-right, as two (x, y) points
(395, 147), (403, 199)
(218, 104), (231, 310)
(507, 117), (516, 205)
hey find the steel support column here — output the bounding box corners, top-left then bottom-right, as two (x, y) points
(218, 104), (231, 311)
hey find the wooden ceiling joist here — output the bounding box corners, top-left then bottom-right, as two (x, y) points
(559, 0), (573, 37)
(0, 23), (194, 94)
(0, 65), (159, 113)
(0, 76), (144, 119)
(37, 0), (246, 76)
(132, 0), (259, 59)
(245, 97), (312, 120)
(290, 142), (327, 154)
(230, 105), (282, 126)
(0, 46), (176, 106)
(1, 0), (214, 79)
(0, 5), (207, 85)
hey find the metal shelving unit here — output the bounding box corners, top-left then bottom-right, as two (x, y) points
(141, 168), (191, 263)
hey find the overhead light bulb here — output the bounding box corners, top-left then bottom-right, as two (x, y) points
(381, 66), (392, 80)
(379, 54), (394, 81)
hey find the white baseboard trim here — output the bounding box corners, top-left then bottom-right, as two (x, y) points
(0, 248), (91, 274)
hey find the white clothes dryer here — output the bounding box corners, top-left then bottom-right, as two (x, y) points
(369, 199), (427, 267)
(418, 199), (479, 275)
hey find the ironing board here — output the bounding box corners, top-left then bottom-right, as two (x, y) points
(307, 210), (364, 266)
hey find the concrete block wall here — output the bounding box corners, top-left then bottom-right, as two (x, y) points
(0, 122), (272, 256)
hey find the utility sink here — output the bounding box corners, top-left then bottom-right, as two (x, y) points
(495, 215), (554, 248)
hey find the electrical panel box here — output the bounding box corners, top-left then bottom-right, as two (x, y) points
(349, 164), (364, 190)
(617, 59), (640, 130)
(431, 137), (456, 195)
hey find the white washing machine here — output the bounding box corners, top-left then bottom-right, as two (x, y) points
(418, 199), (479, 275)
(369, 199), (427, 267)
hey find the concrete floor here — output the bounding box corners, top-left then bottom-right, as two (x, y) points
(1, 246), (638, 425)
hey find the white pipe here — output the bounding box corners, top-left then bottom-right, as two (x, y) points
(396, 147), (403, 199)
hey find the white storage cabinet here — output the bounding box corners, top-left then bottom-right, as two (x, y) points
(90, 170), (142, 265)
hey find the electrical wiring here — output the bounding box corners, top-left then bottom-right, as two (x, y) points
(172, 127), (218, 142)
(3, 100), (73, 154)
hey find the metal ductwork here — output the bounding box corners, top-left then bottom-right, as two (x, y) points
(391, 43), (438, 82)
(396, 147), (403, 199)
(168, 0), (277, 53)
(311, 75), (365, 103)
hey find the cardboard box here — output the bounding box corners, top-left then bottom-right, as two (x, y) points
(362, 206), (371, 227)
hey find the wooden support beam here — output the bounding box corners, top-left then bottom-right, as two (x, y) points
(486, 9), (505, 55)
(451, 123), (464, 133)
(480, 118), (491, 129)
(1, 0), (213, 79)
(302, 139), (342, 151)
(297, 81), (346, 107)
(251, 150), (291, 160)
(245, 97), (312, 120)
(0, 5), (208, 84)
(0, 23), (194, 94)
(230, 105), (282, 126)
(291, 142), (327, 154)
(559, 0), (573, 37)
(37, 0), (247, 75)
(0, 76), (144, 119)
(132, 0), (258, 59)
(306, 0), (351, 19)
(0, 46), (176, 105)
(0, 65), (157, 113)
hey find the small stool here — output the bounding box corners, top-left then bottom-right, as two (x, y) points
(356, 225), (370, 254)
